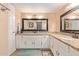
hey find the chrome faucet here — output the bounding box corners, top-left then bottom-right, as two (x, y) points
(72, 33), (78, 39)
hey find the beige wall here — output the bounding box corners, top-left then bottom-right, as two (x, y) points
(0, 8), (8, 55)
(0, 3), (16, 56)
(15, 4), (71, 32)
(15, 10), (21, 33)
(18, 13), (57, 32)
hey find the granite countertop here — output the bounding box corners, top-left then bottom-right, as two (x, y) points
(49, 33), (79, 51)
(16, 31), (49, 35)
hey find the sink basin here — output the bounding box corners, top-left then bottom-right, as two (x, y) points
(62, 36), (79, 40)
(63, 37), (75, 40)
(56, 35), (78, 40)
(33, 31), (37, 33)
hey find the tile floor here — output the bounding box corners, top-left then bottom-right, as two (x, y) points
(11, 49), (53, 56)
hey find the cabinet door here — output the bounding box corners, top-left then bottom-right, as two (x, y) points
(49, 36), (54, 52)
(20, 39), (27, 48)
(16, 35), (22, 48)
(41, 35), (49, 48)
(22, 36), (34, 48)
(53, 38), (59, 56)
(34, 36), (42, 48)
(59, 41), (69, 56)
(8, 4), (16, 55)
(16, 37), (27, 48)
(54, 39), (69, 56)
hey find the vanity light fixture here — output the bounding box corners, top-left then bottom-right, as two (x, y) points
(26, 15), (47, 19)
(68, 16), (77, 19)
(26, 16), (32, 19)
(36, 16), (43, 19)
(36, 16), (47, 19)
(0, 4), (10, 11)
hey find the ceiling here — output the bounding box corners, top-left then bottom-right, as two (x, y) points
(14, 3), (67, 13)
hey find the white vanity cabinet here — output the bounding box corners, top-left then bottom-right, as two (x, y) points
(49, 35), (79, 56)
(49, 36), (60, 56)
(16, 34), (49, 49)
(22, 35), (35, 48)
(16, 34), (79, 56)
(49, 36), (54, 53)
(49, 36), (69, 56)
(53, 38), (60, 56)
(41, 35), (49, 48)
(34, 36), (42, 48)
(16, 35), (37, 48)
(16, 35), (22, 48)
(57, 40), (69, 56)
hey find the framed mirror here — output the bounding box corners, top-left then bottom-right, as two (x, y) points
(60, 5), (79, 33)
(21, 18), (48, 32)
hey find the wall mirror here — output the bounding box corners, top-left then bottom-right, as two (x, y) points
(60, 5), (79, 33)
(21, 18), (48, 32)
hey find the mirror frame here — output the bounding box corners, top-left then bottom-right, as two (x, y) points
(21, 18), (48, 33)
(60, 5), (79, 33)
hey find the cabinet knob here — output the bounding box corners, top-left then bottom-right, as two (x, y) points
(58, 52), (60, 56)
(41, 42), (42, 45)
(24, 41), (26, 44)
(13, 32), (15, 33)
(56, 50), (60, 56)
(32, 42), (34, 44)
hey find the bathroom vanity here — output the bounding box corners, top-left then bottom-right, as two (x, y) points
(16, 32), (79, 56)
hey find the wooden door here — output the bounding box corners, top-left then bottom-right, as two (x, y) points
(8, 4), (16, 55)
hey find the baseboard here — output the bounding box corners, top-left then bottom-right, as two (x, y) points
(16, 48), (41, 50)
(40, 48), (50, 51)
(9, 49), (16, 56)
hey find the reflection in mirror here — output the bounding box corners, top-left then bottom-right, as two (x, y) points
(60, 5), (79, 33)
(64, 19), (79, 30)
